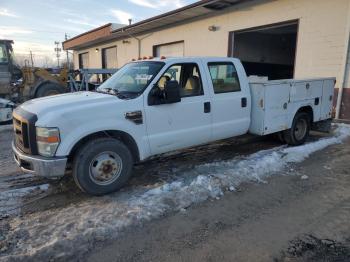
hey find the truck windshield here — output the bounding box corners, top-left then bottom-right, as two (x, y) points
(97, 61), (165, 97)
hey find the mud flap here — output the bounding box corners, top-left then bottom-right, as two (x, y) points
(311, 119), (332, 133)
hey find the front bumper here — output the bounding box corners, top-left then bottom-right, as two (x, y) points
(12, 142), (67, 178)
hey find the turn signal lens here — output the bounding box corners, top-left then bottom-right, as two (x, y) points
(36, 136), (60, 143)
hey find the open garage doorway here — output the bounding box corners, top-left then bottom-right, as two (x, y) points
(229, 21), (298, 80)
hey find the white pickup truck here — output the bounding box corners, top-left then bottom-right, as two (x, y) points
(12, 57), (334, 195)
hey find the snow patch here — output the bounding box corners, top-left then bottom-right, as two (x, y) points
(1, 124), (350, 261)
(0, 184), (49, 217)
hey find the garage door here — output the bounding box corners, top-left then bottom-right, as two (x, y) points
(102, 46), (117, 69)
(154, 41), (184, 57)
(229, 21), (298, 80)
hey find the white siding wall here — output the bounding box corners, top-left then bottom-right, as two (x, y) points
(73, 0), (350, 90)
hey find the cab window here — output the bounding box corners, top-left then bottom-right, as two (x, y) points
(208, 62), (241, 93)
(0, 44), (9, 63)
(157, 63), (203, 97)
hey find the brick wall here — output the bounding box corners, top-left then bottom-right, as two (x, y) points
(63, 24), (111, 50)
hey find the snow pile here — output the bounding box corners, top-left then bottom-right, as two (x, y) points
(0, 184), (49, 217)
(1, 124), (350, 261)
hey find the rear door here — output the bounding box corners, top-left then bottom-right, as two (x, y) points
(144, 61), (212, 155)
(204, 59), (251, 140)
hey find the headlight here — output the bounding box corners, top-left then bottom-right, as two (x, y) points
(36, 127), (60, 157)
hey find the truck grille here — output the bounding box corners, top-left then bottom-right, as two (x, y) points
(13, 110), (38, 155)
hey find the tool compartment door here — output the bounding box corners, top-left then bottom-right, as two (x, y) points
(290, 80), (323, 120)
(263, 83), (290, 134)
(320, 79), (335, 120)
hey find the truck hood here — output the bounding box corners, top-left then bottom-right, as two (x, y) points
(20, 91), (120, 120)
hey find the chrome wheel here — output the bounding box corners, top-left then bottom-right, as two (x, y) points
(294, 118), (307, 141)
(89, 151), (123, 185)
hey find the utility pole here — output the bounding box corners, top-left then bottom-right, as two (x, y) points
(65, 33), (70, 69)
(54, 41), (61, 68)
(29, 51), (34, 67)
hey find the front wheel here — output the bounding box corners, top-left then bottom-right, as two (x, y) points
(73, 138), (133, 195)
(283, 112), (310, 146)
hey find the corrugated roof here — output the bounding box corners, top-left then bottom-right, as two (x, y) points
(63, 0), (250, 50)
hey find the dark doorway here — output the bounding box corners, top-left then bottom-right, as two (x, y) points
(229, 21), (298, 80)
(78, 52), (89, 69)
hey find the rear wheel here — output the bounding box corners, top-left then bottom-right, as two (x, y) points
(72, 138), (133, 195)
(35, 82), (65, 97)
(283, 112), (310, 146)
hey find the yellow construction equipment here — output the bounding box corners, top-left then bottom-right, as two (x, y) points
(0, 39), (68, 103)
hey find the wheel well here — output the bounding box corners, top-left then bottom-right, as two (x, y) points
(296, 106), (314, 123)
(67, 130), (140, 165)
(34, 81), (64, 98)
(33, 81), (51, 97)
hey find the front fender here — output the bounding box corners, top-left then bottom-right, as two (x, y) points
(55, 118), (150, 160)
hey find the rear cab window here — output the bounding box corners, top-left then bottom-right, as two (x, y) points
(208, 62), (241, 93)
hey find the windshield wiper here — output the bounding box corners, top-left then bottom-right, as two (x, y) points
(96, 88), (131, 99)
(96, 87), (117, 95)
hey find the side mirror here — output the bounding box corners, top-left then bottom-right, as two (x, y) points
(148, 80), (181, 106)
(164, 80), (181, 103)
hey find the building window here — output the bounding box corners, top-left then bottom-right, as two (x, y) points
(102, 46), (117, 69)
(208, 62), (241, 93)
(78, 52), (89, 69)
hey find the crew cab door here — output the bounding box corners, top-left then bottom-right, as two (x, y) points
(144, 62), (212, 155)
(204, 59), (251, 140)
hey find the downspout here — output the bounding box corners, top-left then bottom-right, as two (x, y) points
(123, 30), (152, 59)
(335, 3), (350, 119)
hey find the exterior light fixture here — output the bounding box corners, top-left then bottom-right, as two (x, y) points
(208, 25), (219, 32)
(95, 48), (99, 53)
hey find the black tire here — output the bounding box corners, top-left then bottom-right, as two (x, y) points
(273, 132), (285, 143)
(72, 138), (133, 195)
(35, 82), (65, 98)
(283, 112), (310, 146)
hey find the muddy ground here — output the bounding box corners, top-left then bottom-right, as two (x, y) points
(86, 136), (350, 262)
(0, 124), (350, 261)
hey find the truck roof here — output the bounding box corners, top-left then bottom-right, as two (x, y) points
(0, 39), (14, 43)
(130, 56), (240, 63)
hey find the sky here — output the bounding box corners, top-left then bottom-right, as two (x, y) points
(0, 0), (197, 67)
